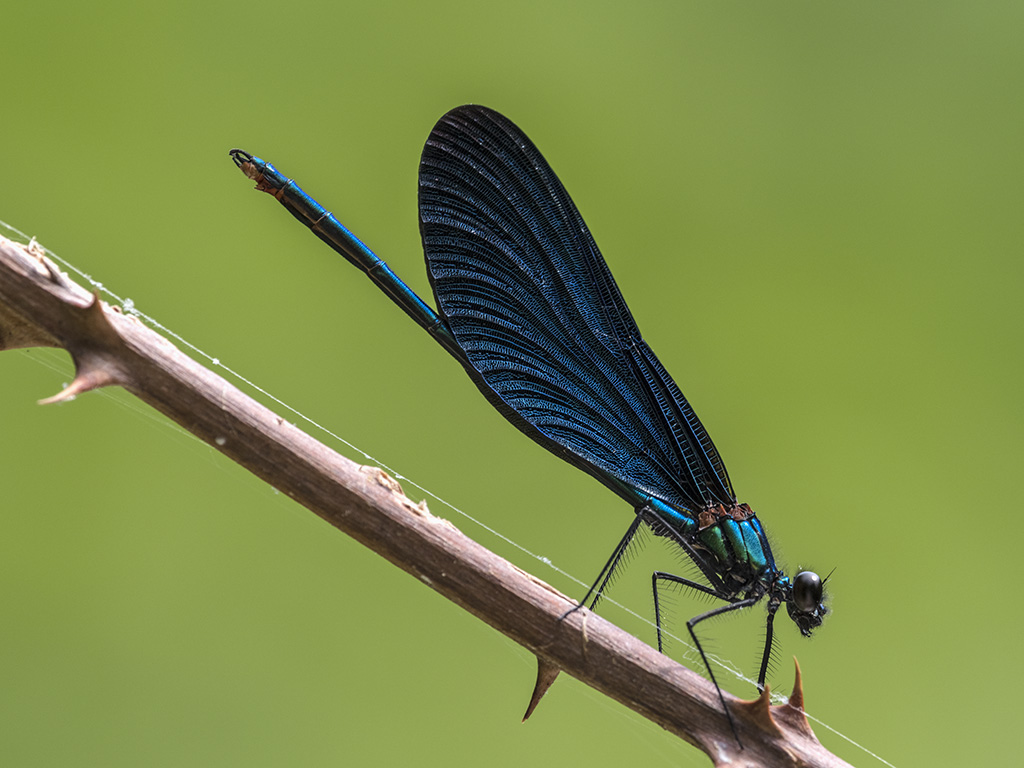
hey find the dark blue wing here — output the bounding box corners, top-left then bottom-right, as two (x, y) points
(418, 105), (734, 511)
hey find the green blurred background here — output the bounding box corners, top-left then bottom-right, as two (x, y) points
(3, 1), (1021, 765)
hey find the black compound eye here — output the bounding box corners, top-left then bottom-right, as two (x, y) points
(793, 571), (823, 613)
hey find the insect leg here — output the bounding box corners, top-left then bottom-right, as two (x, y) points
(756, 602), (781, 690)
(653, 572), (760, 746)
(562, 513), (644, 619)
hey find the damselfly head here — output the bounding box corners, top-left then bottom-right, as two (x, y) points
(786, 570), (827, 636)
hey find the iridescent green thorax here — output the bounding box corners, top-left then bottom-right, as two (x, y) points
(696, 503), (772, 572)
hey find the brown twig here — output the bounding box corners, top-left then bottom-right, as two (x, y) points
(0, 234), (851, 767)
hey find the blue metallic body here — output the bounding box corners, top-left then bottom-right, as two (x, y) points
(230, 105), (827, 736)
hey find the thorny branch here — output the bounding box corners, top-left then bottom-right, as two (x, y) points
(0, 234), (851, 768)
